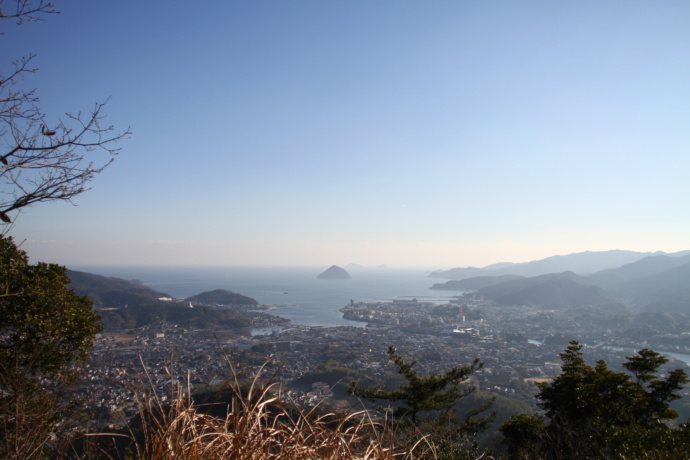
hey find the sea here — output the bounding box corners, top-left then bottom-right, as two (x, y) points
(71, 265), (690, 367)
(71, 265), (462, 329)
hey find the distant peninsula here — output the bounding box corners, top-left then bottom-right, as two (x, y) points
(317, 265), (351, 280)
(187, 289), (258, 306)
(66, 269), (261, 331)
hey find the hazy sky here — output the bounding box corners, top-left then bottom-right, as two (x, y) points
(4, 1), (689, 268)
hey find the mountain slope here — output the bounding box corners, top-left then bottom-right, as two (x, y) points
(430, 275), (525, 291)
(429, 266), (487, 280)
(588, 254), (690, 293)
(67, 269), (255, 331)
(618, 262), (690, 313)
(430, 250), (684, 280)
(187, 289), (258, 306)
(67, 269), (170, 307)
(478, 272), (617, 309)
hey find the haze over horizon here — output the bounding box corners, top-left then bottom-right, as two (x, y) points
(5, 1), (689, 268)
(64, 247), (689, 272)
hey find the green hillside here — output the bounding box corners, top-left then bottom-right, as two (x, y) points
(431, 274), (524, 291)
(67, 269), (171, 307)
(187, 289), (258, 306)
(67, 269), (256, 331)
(479, 272), (617, 309)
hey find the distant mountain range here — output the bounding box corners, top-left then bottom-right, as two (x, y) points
(431, 252), (690, 314)
(67, 269), (258, 331)
(430, 250), (690, 279)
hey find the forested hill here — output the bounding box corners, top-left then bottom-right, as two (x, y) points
(477, 272), (618, 309)
(66, 269), (257, 331)
(602, 257), (690, 313)
(588, 254), (690, 295)
(187, 289), (258, 306)
(432, 254), (690, 314)
(67, 269), (171, 308)
(430, 275), (525, 291)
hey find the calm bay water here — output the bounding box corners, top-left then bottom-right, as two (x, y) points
(71, 266), (461, 327)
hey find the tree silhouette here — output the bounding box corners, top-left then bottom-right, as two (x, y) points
(0, 235), (102, 458)
(0, 2), (121, 455)
(501, 341), (690, 459)
(1, 0), (129, 226)
(349, 345), (485, 424)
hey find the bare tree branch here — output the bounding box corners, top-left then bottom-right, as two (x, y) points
(0, 0), (57, 23)
(1, 0), (129, 227)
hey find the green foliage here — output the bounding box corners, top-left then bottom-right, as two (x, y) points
(66, 268), (170, 308)
(349, 345), (485, 424)
(186, 289), (258, 306)
(0, 236), (103, 458)
(499, 413), (547, 458)
(98, 303), (250, 331)
(350, 346), (493, 460)
(459, 391), (531, 449)
(420, 414), (487, 460)
(0, 236), (102, 380)
(501, 341), (690, 459)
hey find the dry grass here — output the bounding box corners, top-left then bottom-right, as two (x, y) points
(90, 355), (436, 460)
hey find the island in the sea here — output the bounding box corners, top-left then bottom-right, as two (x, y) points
(317, 265), (351, 280)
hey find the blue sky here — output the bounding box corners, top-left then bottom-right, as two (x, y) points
(3, 1), (689, 268)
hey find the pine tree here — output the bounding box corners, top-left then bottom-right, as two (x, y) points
(349, 345), (485, 423)
(501, 341), (690, 459)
